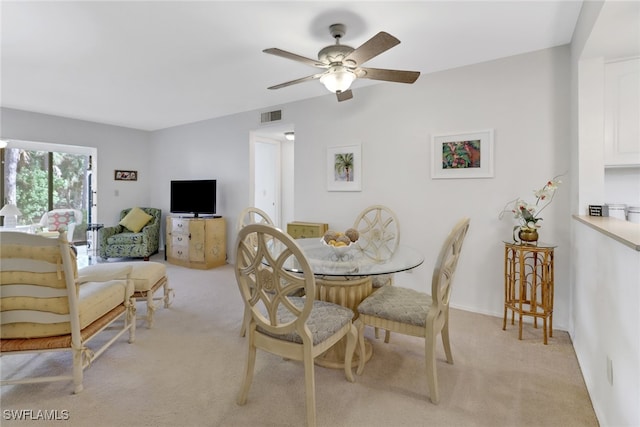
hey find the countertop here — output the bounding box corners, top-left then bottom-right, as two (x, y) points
(573, 215), (640, 251)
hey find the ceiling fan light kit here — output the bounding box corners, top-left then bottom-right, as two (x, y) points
(320, 66), (356, 93)
(264, 23), (420, 102)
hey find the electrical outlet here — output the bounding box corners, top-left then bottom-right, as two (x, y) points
(606, 356), (614, 386)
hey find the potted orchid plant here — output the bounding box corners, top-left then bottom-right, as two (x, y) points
(499, 175), (563, 242)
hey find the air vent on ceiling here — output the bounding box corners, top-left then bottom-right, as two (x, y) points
(260, 110), (282, 124)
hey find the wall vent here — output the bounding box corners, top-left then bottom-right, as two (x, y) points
(260, 110), (282, 124)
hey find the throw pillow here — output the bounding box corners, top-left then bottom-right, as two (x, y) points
(119, 207), (153, 233)
(47, 212), (73, 231)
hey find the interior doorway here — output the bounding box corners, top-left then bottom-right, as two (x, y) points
(254, 139), (279, 225)
(250, 125), (294, 229)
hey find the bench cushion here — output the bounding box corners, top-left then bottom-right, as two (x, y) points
(1, 278), (131, 339)
(79, 262), (166, 293)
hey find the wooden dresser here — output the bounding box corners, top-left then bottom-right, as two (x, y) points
(286, 221), (329, 239)
(166, 217), (226, 269)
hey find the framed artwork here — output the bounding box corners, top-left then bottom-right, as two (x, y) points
(327, 143), (362, 191)
(114, 170), (138, 181)
(431, 129), (494, 179)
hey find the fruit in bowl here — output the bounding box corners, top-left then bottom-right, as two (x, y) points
(345, 228), (359, 243)
(321, 237), (352, 255)
(322, 229), (359, 255)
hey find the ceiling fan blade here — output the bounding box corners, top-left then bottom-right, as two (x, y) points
(357, 67), (420, 84)
(336, 90), (353, 102)
(267, 73), (323, 90)
(343, 32), (400, 66)
(263, 48), (327, 68)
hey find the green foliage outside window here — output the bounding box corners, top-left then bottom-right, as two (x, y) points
(3, 148), (89, 239)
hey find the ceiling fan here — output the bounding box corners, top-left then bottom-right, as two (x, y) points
(263, 23), (420, 102)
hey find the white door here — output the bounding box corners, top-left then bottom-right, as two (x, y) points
(254, 139), (279, 226)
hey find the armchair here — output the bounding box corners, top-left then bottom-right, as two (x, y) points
(1, 232), (136, 393)
(36, 208), (83, 242)
(99, 207), (161, 261)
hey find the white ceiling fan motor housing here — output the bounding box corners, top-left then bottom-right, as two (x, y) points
(318, 44), (354, 64)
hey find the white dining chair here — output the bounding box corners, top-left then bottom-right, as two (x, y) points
(235, 207), (274, 337)
(234, 223), (357, 427)
(356, 217), (470, 404)
(353, 204), (400, 341)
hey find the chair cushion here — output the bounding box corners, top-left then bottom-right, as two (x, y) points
(257, 297), (353, 345)
(119, 207), (153, 233)
(36, 231), (61, 238)
(371, 274), (392, 288)
(107, 232), (144, 245)
(80, 262), (166, 293)
(358, 285), (431, 327)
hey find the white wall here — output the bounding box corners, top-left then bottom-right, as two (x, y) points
(148, 109), (257, 251)
(605, 167), (640, 208)
(0, 108), (151, 225)
(284, 46), (572, 326)
(577, 57), (607, 212)
(145, 46), (572, 329)
(572, 220), (640, 426)
(1, 47), (573, 329)
(571, 1), (640, 425)
(281, 138), (295, 227)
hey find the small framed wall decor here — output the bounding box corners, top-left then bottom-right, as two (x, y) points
(431, 129), (494, 179)
(327, 143), (362, 191)
(114, 170), (138, 181)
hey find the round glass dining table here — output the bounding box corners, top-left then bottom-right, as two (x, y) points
(284, 238), (425, 369)
(283, 237), (425, 277)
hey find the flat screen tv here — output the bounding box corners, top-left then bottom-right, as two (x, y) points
(170, 179), (216, 217)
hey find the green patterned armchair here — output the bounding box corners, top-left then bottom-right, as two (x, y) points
(99, 207), (161, 261)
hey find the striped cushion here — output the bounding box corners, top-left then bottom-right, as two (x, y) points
(80, 262), (166, 292)
(1, 278), (131, 339)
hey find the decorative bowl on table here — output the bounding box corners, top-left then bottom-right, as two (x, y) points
(321, 238), (354, 254)
(321, 239), (359, 262)
(321, 228), (360, 259)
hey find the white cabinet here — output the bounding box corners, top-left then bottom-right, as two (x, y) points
(166, 217), (226, 269)
(604, 58), (640, 167)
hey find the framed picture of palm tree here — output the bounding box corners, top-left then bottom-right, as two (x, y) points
(327, 143), (362, 191)
(431, 129), (494, 179)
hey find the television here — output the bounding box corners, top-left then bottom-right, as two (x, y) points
(170, 179), (217, 217)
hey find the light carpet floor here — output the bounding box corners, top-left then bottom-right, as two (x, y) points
(0, 253), (598, 427)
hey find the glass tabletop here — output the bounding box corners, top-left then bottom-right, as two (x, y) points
(285, 238), (425, 277)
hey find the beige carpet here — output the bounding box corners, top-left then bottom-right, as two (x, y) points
(0, 254), (598, 427)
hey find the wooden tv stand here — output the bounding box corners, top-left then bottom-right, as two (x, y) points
(166, 216), (226, 269)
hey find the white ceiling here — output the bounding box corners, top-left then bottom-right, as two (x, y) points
(1, 1), (586, 132)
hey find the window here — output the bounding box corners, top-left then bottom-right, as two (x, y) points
(1, 141), (96, 242)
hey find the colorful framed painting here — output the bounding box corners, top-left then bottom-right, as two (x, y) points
(114, 170), (138, 181)
(431, 129), (494, 179)
(327, 143), (362, 191)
